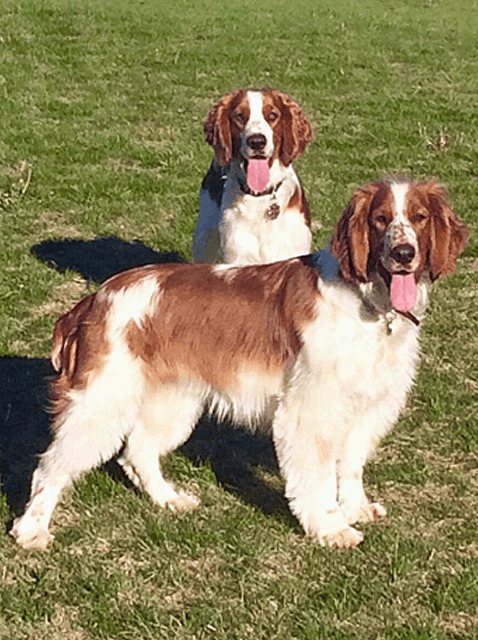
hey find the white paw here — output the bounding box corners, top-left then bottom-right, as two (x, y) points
(117, 456), (142, 488)
(166, 491), (201, 513)
(343, 502), (387, 525)
(321, 526), (364, 549)
(10, 518), (53, 550)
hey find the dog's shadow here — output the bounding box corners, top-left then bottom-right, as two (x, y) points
(0, 237), (290, 527)
(31, 236), (185, 283)
(0, 357), (54, 515)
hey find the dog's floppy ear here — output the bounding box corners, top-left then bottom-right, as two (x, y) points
(277, 91), (312, 166)
(330, 184), (380, 282)
(426, 182), (468, 281)
(204, 90), (243, 166)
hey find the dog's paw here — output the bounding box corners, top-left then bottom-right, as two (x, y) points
(166, 491), (200, 513)
(10, 519), (53, 551)
(117, 455), (142, 488)
(321, 526), (364, 549)
(342, 502), (387, 525)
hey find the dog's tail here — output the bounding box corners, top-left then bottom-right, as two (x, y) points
(51, 294), (95, 376)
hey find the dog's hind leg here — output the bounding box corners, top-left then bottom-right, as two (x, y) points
(11, 364), (142, 549)
(118, 384), (205, 512)
(10, 409), (129, 550)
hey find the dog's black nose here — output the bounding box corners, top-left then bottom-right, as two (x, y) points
(390, 244), (416, 265)
(247, 134), (267, 151)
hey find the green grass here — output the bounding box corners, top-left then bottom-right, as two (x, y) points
(1, 0), (477, 638)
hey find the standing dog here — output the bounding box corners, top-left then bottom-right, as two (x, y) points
(12, 180), (466, 550)
(193, 88), (313, 264)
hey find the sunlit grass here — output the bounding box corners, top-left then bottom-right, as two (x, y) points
(0, 0), (477, 638)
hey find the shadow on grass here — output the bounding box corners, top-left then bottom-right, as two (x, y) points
(31, 236), (185, 283)
(0, 356), (54, 516)
(0, 355), (289, 526)
(180, 418), (291, 520)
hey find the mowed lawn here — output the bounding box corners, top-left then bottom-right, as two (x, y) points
(0, 0), (477, 638)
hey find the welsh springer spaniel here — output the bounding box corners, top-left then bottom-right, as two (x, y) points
(12, 180), (467, 550)
(192, 88), (313, 264)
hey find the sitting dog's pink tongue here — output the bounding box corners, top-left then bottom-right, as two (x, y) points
(247, 159), (270, 192)
(390, 274), (417, 312)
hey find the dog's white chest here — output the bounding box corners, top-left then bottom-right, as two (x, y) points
(303, 282), (421, 413)
(220, 180), (311, 265)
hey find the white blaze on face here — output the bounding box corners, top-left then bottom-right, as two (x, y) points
(389, 183), (419, 252)
(243, 91), (274, 192)
(386, 183), (419, 313)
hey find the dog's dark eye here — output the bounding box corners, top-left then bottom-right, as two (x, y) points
(267, 111), (279, 123)
(233, 112), (247, 125)
(374, 214), (389, 226)
(412, 212), (428, 223)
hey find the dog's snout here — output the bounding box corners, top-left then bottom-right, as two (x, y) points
(247, 134), (267, 151)
(390, 244), (416, 265)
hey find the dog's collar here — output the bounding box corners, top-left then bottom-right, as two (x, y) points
(237, 173), (285, 220)
(238, 176), (285, 198)
(382, 310), (419, 335)
(395, 309), (420, 326)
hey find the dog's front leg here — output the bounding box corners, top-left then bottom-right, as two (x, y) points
(337, 422), (387, 526)
(272, 378), (364, 549)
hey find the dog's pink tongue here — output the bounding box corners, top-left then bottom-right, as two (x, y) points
(390, 274), (417, 312)
(247, 159), (270, 192)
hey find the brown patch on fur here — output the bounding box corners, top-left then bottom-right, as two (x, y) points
(330, 182), (384, 282)
(50, 293), (111, 423)
(422, 182), (468, 281)
(51, 259), (320, 407)
(287, 185), (311, 227)
(204, 89), (247, 166)
(51, 295), (95, 374)
(266, 89), (312, 166)
(122, 260), (319, 390)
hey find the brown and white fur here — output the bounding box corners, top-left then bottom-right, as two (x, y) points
(11, 180), (467, 550)
(192, 88), (313, 264)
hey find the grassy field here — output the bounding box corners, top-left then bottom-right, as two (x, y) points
(0, 0), (477, 638)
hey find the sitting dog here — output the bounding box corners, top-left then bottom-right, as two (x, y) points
(192, 88), (313, 264)
(11, 179), (467, 550)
